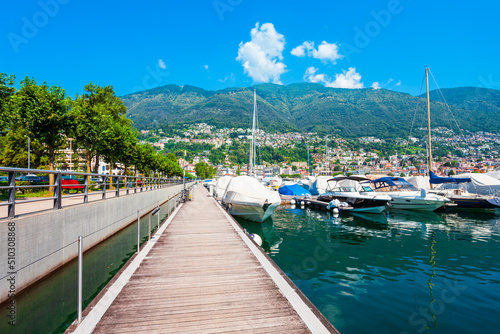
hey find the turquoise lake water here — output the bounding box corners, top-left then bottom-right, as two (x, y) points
(239, 207), (500, 334)
(2, 199), (498, 333)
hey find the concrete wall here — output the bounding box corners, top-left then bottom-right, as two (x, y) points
(0, 183), (191, 303)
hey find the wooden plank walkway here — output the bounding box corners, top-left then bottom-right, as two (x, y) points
(70, 186), (338, 334)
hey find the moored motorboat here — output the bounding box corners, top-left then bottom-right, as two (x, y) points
(429, 172), (500, 210)
(367, 177), (449, 211)
(222, 176), (281, 222)
(317, 176), (391, 213)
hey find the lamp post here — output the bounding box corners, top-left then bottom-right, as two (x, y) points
(28, 136), (30, 170)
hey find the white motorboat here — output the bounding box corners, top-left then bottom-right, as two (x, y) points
(317, 176), (391, 214)
(222, 176), (281, 222)
(366, 177), (449, 211)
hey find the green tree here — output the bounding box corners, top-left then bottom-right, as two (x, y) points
(11, 77), (71, 178)
(71, 83), (127, 173)
(195, 162), (216, 179)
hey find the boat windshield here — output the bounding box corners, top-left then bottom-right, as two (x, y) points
(361, 186), (374, 192)
(371, 177), (418, 191)
(333, 187), (356, 192)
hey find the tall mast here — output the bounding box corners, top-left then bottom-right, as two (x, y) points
(307, 142), (311, 175)
(249, 90), (256, 176)
(426, 68), (433, 175)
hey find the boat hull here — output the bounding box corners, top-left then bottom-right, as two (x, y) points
(226, 200), (280, 223)
(448, 196), (500, 210)
(364, 190), (448, 212)
(317, 193), (389, 214)
(388, 197), (446, 211)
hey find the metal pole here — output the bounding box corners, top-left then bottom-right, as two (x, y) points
(28, 137), (30, 170)
(137, 210), (140, 253)
(78, 236), (83, 323)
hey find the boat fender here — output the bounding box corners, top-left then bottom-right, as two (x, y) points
(333, 208), (339, 214)
(327, 199), (341, 210)
(249, 233), (263, 247)
(290, 198), (296, 205)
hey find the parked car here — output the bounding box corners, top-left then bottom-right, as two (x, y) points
(0, 176), (8, 182)
(90, 177), (102, 182)
(16, 175), (43, 183)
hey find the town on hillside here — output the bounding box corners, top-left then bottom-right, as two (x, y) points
(136, 123), (500, 179)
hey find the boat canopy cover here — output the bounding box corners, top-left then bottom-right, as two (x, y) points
(278, 184), (312, 196)
(486, 171), (500, 181)
(223, 176), (281, 204)
(370, 177), (418, 191)
(437, 173), (500, 196)
(310, 176), (331, 195)
(405, 175), (431, 190)
(214, 175), (233, 198)
(429, 171), (471, 184)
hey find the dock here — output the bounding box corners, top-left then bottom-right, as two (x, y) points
(68, 186), (338, 333)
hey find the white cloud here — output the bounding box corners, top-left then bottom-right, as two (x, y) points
(303, 67), (328, 83)
(291, 41), (314, 57)
(219, 73), (236, 83)
(236, 22), (286, 84)
(291, 41), (342, 64)
(372, 78), (400, 90)
(327, 68), (363, 88)
(303, 67), (364, 89)
(204, 65), (209, 70)
(158, 59), (166, 69)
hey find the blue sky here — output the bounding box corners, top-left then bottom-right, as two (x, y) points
(2, 0), (500, 97)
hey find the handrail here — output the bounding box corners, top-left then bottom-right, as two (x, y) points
(0, 167), (183, 219)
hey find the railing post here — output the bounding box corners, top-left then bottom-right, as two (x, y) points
(54, 171), (62, 210)
(115, 177), (120, 198)
(141, 177), (144, 192)
(8, 171), (16, 218)
(157, 207), (160, 230)
(137, 210), (140, 253)
(78, 236), (83, 323)
(83, 175), (89, 203)
(102, 176), (107, 200)
(126, 176), (129, 195)
(148, 213), (151, 241)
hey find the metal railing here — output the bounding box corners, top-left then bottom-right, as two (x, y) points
(0, 167), (183, 219)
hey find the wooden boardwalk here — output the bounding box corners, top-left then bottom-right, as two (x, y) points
(70, 186), (337, 334)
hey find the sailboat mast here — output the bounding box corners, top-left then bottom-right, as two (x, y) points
(426, 68), (433, 174)
(249, 90), (256, 176)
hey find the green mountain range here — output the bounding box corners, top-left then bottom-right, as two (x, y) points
(121, 83), (500, 138)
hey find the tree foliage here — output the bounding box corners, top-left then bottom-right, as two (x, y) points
(0, 74), (184, 178)
(11, 77), (71, 172)
(195, 162), (216, 179)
